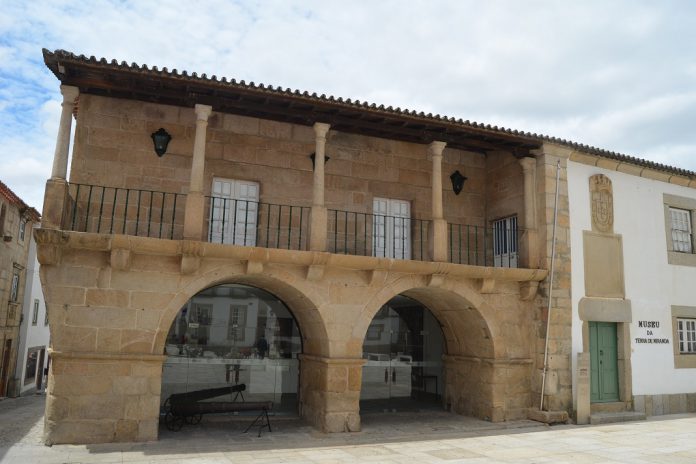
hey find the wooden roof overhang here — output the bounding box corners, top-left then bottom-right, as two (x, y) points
(43, 49), (541, 156)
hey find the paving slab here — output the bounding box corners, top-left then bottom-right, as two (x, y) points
(1, 395), (695, 463)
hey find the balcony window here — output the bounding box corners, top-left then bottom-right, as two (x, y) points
(209, 178), (259, 246)
(493, 216), (518, 268)
(372, 197), (411, 259)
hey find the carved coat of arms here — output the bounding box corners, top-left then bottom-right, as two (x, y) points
(589, 174), (613, 233)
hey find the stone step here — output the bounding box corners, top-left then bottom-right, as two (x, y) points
(590, 411), (646, 425)
(590, 401), (629, 414)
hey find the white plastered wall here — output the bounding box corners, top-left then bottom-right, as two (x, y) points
(568, 160), (696, 403)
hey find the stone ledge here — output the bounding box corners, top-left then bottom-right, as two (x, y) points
(49, 349), (166, 362)
(527, 408), (569, 424)
(37, 229), (549, 284)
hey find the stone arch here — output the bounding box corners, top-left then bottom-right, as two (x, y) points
(352, 274), (500, 359)
(154, 265), (329, 357)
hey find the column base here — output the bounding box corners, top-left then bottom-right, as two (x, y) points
(183, 192), (205, 241)
(42, 178), (69, 230)
(309, 206), (328, 252)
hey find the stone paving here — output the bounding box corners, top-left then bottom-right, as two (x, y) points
(1, 394), (695, 463)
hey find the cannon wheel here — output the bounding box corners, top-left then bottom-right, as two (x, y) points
(164, 411), (184, 431)
(185, 414), (203, 425)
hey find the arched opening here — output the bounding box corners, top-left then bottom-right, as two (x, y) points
(360, 294), (445, 412)
(161, 283), (302, 415)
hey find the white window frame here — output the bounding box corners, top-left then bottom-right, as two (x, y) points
(670, 207), (693, 253)
(32, 299), (39, 325)
(677, 318), (696, 354)
(227, 304), (248, 342)
(18, 220), (26, 242)
(493, 215), (518, 268)
(372, 198), (411, 260)
(10, 272), (19, 302)
(209, 178), (259, 246)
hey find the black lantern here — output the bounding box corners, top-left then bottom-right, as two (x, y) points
(151, 128), (172, 157)
(450, 170), (467, 195)
(309, 152), (330, 170)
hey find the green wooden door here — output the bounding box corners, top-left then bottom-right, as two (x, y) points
(589, 322), (619, 402)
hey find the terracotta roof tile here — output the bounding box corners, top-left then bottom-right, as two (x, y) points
(0, 180), (41, 222)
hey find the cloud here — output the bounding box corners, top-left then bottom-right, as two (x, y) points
(1, 0), (696, 211)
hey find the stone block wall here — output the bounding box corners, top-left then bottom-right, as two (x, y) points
(70, 95), (516, 230)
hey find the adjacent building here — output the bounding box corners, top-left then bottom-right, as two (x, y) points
(35, 49), (695, 445)
(16, 224), (51, 396)
(568, 158), (696, 422)
(0, 181), (41, 397)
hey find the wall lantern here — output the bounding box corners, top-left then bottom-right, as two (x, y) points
(450, 170), (467, 195)
(309, 152), (330, 170)
(151, 128), (172, 157)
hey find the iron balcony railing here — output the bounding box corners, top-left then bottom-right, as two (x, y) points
(448, 222), (520, 268)
(65, 183), (186, 239)
(328, 209), (430, 261)
(206, 196), (310, 251)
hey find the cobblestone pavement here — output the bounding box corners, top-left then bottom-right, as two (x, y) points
(1, 395), (695, 463)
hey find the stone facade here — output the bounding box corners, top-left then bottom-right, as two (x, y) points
(37, 53), (583, 444)
(0, 181), (40, 397)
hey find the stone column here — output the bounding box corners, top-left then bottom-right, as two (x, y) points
(183, 104), (212, 241)
(43, 85), (79, 230)
(298, 355), (365, 432)
(519, 156), (538, 268)
(309, 123), (330, 252)
(429, 141), (448, 262)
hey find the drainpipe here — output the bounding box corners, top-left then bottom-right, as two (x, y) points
(540, 160), (561, 411)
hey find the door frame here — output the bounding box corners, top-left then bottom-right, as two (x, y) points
(579, 297), (633, 405)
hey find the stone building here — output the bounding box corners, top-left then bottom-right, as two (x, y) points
(35, 48), (691, 445)
(0, 180), (41, 397)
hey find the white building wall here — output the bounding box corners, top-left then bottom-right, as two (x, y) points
(568, 161), (696, 402)
(16, 226), (50, 394)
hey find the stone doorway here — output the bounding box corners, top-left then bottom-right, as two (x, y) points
(161, 284), (303, 415)
(360, 295), (445, 413)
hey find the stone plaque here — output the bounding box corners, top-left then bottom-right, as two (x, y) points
(589, 174), (613, 233)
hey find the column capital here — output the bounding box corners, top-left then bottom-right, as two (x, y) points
(519, 156), (536, 172)
(428, 140), (447, 157)
(313, 122), (330, 138)
(59, 85), (79, 102)
(194, 104), (212, 121)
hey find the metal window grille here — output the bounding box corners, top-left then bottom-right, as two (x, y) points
(670, 208), (693, 253)
(10, 272), (19, 302)
(493, 216), (518, 268)
(678, 318), (696, 354)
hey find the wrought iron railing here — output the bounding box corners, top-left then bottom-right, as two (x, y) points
(448, 223), (519, 268)
(65, 184), (185, 239)
(206, 197), (310, 251)
(328, 209), (430, 260)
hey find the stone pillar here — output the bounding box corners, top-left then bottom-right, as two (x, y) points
(44, 351), (165, 444)
(183, 104), (212, 241)
(43, 85), (79, 230)
(298, 355), (364, 432)
(519, 156), (538, 268)
(576, 352), (590, 424)
(309, 123), (330, 252)
(429, 141), (448, 262)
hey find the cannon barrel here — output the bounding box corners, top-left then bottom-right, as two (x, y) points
(168, 384), (246, 404)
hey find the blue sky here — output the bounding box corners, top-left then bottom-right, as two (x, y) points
(2, 0), (696, 211)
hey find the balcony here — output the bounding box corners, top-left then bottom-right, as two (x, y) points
(63, 183), (520, 268)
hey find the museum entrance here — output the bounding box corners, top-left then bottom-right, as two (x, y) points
(360, 295), (445, 412)
(161, 284), (302, 415)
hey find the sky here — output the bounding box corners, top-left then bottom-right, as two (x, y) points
(2, 0), (696, 212)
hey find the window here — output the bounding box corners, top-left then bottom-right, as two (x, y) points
(44, 303), (49, 326)
(10, 272), (19, 302)
(373, 197), (410, 259)
(664, 194), (696, 266)
(670, 208), (693, 253)
(678, 318), (696, 354)
(227, 305), (247, 342)
(32, 299), (39, 325)
(493, 216), (518, 268)
(0, 204), (6, 236)
(18, 220), (26, 242)
(209, 178), (259, 246)
(24, 348), (39, 386)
